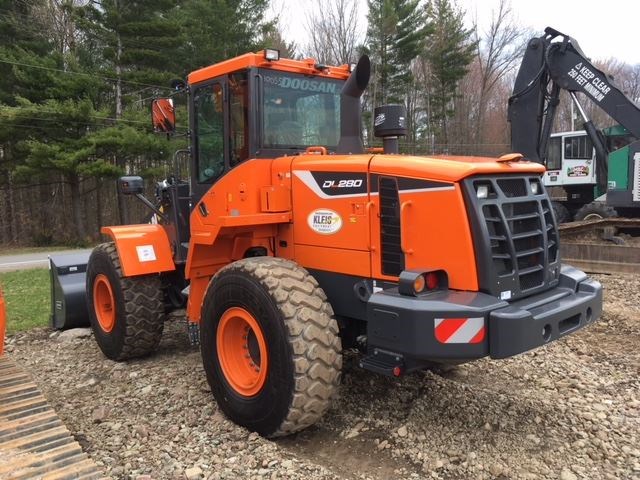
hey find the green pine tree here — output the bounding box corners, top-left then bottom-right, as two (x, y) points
(366, 0), (399, 106)
(366, 0), (430, 146)
(75, 0), (182, 223)
(423, 0), (475, 146)
(175, 0), (275, 71)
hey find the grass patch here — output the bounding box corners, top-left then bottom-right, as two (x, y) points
(0, 268), (50, 334)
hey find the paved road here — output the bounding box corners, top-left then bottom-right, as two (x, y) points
(0, 249), (93, 273)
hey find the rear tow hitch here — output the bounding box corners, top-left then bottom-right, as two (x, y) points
(360, 349), (404, 377)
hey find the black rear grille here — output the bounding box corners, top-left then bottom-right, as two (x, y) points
(482, 204), (512, 275)
(497, 178), (528, 197)
(464, 175), (561, 300)
(379, 176), (404, 276)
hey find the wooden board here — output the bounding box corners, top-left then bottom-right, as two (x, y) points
(561, 243), (640, 274)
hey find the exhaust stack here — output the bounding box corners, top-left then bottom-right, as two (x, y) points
(337, 55), (370, 154)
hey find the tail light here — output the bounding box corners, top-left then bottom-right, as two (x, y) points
(398, 270), (449, 296)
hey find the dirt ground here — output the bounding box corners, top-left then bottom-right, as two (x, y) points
(5, 273), (640, 480)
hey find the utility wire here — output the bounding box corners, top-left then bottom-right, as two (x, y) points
(0, 57), (173, 91)
(0, 114), (188, 131)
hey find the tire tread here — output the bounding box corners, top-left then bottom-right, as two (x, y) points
(91, 243), (164, 360)
(218, 257), (342, 437)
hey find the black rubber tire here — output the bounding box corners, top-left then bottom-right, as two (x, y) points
(574, 202), (618, 221)
(200, 257), (342, 437)
(551, 201), (570, 224)
(86, 242), (164, 361)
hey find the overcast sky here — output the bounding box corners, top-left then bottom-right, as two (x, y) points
(272, 0), (640, 65)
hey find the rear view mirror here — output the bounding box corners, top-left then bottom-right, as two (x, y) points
(119, 176), (144, 195)
(152, 98), (176, 133)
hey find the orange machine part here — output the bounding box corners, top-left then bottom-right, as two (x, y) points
(291, 154), (373, 254)
(368, 183), (479, 290)
(101, 224), (176, 277)
(184, 151), (546, 322)
(295, 244), (371, 278)
(188, 52), (351, 86)
(216, 306), (269, 397)
(0, 285), (6, 356)
(185, 159), (294, 322)
(93, 274), (116, 333)
(370, 154), (545, 183)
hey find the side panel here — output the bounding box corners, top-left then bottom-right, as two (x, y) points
(295, 244), (370, 277)
(101, 225), (175, 277)
(607, 142), (640, 208)
(291, 156), (372, 254)
(185, 158), (293, 322)
(368, 166), (479, 291)
(608, 145), (630, 190)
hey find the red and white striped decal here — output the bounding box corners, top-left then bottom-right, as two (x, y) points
(434, 317), (486, 344)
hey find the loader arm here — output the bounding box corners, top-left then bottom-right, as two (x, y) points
(509, 27), (640, 177)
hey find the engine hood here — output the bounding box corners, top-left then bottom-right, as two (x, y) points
(291, 153), (545, 183)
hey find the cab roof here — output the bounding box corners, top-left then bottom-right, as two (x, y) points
(188, 52), (352, 86)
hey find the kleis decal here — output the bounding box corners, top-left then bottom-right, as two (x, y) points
(308, 209), (343, 235)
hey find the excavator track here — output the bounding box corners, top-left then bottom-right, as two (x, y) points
(559, 219), (640, 274)
(0, 355), (106, 479)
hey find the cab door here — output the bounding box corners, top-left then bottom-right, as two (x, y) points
(190, 77), (229, 202)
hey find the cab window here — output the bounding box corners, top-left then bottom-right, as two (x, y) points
(564, 135), (593, 160)
(546, 136), (562, 170)
(194, 83), (224, 183)
(261, 71), (342, 149)
(229, 72), (249, 165)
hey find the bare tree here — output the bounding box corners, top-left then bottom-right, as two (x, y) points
(265, 1), (298, 58)
(304, 0), (363, 65)
(473, 0), (529, 145)
(620, 63), (640, 104)
(33, 1), (78, 56)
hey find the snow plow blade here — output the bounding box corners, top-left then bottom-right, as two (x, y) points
(49, 252), (91, 330)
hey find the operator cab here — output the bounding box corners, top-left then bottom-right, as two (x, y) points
(159, 53), (350, 201)
(147, 51), (351, 264)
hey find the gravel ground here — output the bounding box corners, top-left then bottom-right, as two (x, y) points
(5, 273), (640, 480)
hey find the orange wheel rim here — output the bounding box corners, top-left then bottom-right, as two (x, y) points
(216, 307), (269, 397)
(93, 274), (115, 333)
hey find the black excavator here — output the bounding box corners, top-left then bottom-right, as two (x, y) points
(508, 27), (640, 222)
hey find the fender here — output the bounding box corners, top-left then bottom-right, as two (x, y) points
(101, 224), (176, 277)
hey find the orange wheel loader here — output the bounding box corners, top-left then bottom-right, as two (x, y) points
(81, 49), (602, 437)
